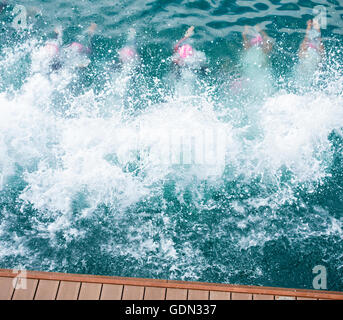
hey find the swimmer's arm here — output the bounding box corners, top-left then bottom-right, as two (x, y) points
(242, 33), (249, 50)
(319, 38), (325, 56)
(242, 26), (250, 49)
(174, 26), (194, 52)
(313, 20), (325, 55)
(261, 31), (273, 53)
(255, 26), (273, 53)
(298, 40), (307, 58)
(87, 23), (97, 37)
(54, 26), (63, 46)
(298, 20), (312, 58)
(85, 23), (97, 47)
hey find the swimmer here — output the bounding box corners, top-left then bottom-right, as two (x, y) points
(235, 24), (274, 98)
(293, 19), (324, 89)
(120, 28), (138, 63)
(117, 28), (140, 67)
(108, 28), (140, 76)
(299, 19), (324, 59)
(63, 23), (97, 68)
(242, 25), (273, 54)
(31, 26), (63, 75)
(106, 28), (141, 114)
(172, 26), (207, 73)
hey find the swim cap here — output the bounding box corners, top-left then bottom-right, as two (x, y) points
(178, 44), (193, 59)
(118, 46), (137, 63)
(250, 34), (263, 46)
(43, 43), (59, 57)
(70, 42), (84, 53)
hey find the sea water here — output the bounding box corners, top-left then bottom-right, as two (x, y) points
(0, 0), (343, 291)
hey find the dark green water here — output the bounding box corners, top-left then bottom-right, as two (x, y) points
(0, 0), (343, 291)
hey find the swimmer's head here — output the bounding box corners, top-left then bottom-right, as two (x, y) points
(118, 46), (137, 63)
(250, 34), (263, 47)
(69, 42), (84, 53)
(245, 26), (264, 47)
(178, 44), (193, 59)
(173, 47), (206, 69)
(32, 42), (60, 73)
(42, 43), (59, 57)
(66, 42), (91, 56)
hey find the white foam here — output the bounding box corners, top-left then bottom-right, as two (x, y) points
(0, 39), (343, 262)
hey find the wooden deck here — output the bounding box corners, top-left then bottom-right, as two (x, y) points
(0, 269), (342, 300)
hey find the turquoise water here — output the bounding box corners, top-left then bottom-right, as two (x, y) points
(0, 0), (343, 291)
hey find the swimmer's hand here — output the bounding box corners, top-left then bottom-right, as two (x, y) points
(127, 28), (136, 41)
(306, 19), (312, 30)
(54, 26), (63, 36)
(312, 18), (320, 31)
(184, 26), (194, 38)
(254, 25), (262, 33)
(88, 23), (97, 34)
(54, 26), (63, 45)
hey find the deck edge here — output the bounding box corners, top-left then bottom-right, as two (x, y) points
(1, 269), (342, 300)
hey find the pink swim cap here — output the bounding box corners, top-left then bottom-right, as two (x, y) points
(70, 42), (84, 53)
(118, 47), (137, 63)
(44, 43), (59, 56)
(250, 34), (263, 46)
(178, 44), (193, 59)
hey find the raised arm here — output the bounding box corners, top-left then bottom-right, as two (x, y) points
(54, 26), (63, 46)
(255, 25), (273, 54)
(242, 25), (250, 50)
(87, 23), (97, 37)
(174, 26), (194, 52)
(299, 20), (313, 58)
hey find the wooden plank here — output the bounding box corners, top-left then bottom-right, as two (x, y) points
(232, 292), (253, 300)
(1, 269), (343, 300)
(78, 282), (102, 300)
(34, 280), (59, 300)
(188, 289), (209, 300)
(56, 281), (80, 300)
(275, 295), (296, 300)
(253, 294), (274, 300)
(122, 285), (144, 300)
(0, 277), (16, 300)
(166, 288), (187, 300)
(0, 269), (168, 289)
(12, 278), (38, 300)
(210, 291), (231, 300)
(144, 287), (166, 300)
(100, 284), (123, 300)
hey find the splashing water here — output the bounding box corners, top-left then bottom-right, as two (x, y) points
(0, 0), (343, 290)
